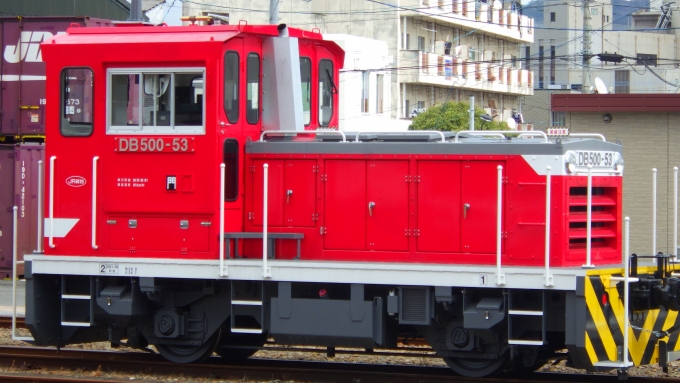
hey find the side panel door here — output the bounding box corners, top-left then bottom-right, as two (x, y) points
(284, 159), (317, 227)
(367, 160), (409, 252)
(417, 161), (461, 253)
(252, 159), (284, 227)
(461, 161), (505, 254)
(324, 160), (366, 250)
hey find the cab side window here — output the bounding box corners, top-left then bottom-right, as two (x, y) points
(300, 57), (311, 126)
(318, 60), (334, 126)
(224, 51), (239, 124)
(61, 68), (94, 136)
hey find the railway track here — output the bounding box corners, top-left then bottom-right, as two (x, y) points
(0, 345), (673, 383)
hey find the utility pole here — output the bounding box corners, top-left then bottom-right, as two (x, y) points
(581, 0), (592, 93)
(127, 0), (143, 21)
(269, 0), (280, 25)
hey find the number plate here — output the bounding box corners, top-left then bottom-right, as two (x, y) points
(100, 264), (120, 274)
(115, 137), (195, 153)
(576, 151), (616, 169)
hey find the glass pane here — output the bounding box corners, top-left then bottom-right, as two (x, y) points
(111, 74), (140, 127)
(142, 73), (172, 127)
(300, 57), (311, 125)
(318, 60), (334, 126)
(246, 53), (260, 124)
(223, 139), (239, 201)
(224, 51), (239, 123)
(62, 68), (93, 136)
(174, 73), (204, 126)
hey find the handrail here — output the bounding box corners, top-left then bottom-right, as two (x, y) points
(91, 157), (99, 250)
(675, 167), (678, 260)
(48, 156), (56, 249)
(355, 130), (446, 143)
(35, 160), (43, 254)
(262, 163), (271, 278)
(583, 165), (594, 268)
(495, 165), (505, 286)
(12, 206), (33, 341)
(569, 133), (606, 142)
(260, 129), (347, 142)
(544, 166), (554, 287)
(454, 130), (549, 143)
(219, 163), (226, 277)
(653, 168), (658, 256)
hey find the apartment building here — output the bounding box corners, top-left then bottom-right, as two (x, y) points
(184, 0), (534, 124)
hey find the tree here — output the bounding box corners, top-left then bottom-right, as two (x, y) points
(410, 101), (509, 131)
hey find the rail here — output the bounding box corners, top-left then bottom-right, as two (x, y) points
(544, 166), (553, 287)
(12, 206), (33, 342)
(454, 130), (549, 143)
(570, 133), (606, 141)
(219, 163), (226, 277)
(35, 160), (43, 254)
(354, 130), (446, 143)
(91, 157), (99, 250)
(495, 165), (505, 285)
(260, 130), (347, 142)
(48, 156), (56, 249)
(262, 163), (271, 278)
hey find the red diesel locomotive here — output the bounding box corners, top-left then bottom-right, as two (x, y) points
(15, 22), (680, 377)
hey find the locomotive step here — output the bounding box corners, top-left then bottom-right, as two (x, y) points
(232, 300), (263, 306)
(61, 321), (91, 327)
(61, 294), (91, 300)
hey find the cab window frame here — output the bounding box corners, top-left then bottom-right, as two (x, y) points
(318, 59), (334, 126)
(61, 67), (94, 137)
(224, 51), (240, 124)
(300, 57), (312, 126)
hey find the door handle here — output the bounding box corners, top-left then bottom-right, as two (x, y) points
(286, 190), (293, 203)
(368, 202), (376, 217)
(464, 203), (470, 218)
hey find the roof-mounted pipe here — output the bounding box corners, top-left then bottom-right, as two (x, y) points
(277, 24), (288, 37)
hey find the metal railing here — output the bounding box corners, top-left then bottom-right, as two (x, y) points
(219, 163), (226, 277)
(91, 157), (99, 250)
(48, 156), (56, 249)
(260, 130), (347, 142)
(355, 130), (446, 143)
(12, 206), (33, 342)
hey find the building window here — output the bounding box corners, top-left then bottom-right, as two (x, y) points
(300, 57), (311, 126)
(246, 53), (260, 124)
(362, 72), (370, 113)
(538, 42), (544, 89)
(318, 59), (334, 126)
(376, 74), (384, 114)
(417, 100), (425, 110)
(405, 34), (410, 50)
(636, 53), (657, 67)
(62, 67), (93, 137)
(590, 7), (598, 15)
(550, 12), (555, 22)
(550, 44), (556, 85)
(108, 68), (205, 134)
(418, 36), (425, 52)
(223, 51), (239, 124)
(552, 111), (566, 126)
(524, 46), (530, 70)
(615, 70), (630, 93)
(405, 100), (410, 118)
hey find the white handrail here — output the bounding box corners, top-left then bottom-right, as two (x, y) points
(35, 160), (43, 254)
(675, 167), (678, 259)
(544, 166), (554, 287)
(495, 165), (505, 286)
(583, 165), (594, 268)
(219, 163), (226, 277)
(454, 130), (549, 143)
(355, 130), (446, 143)
(262, 164), (271, 278)
(48, 156), (56, 249)
(91, 157), (99, 250)
(12, 206), (33, 341)
(260, 129), (347, 142)
(569, 133), (606, 142)
(623, 216), (630, 365)
(653, 168), (657, 255)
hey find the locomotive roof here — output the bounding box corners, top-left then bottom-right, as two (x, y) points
(248, 134), (622, 156)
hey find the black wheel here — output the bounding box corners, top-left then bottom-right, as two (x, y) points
(216, 325), (267, 361)
(156, 328), (221, 364)
(443, 355), (508, 378)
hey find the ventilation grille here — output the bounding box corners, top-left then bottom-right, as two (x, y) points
(567, 186), (617, 252)
(399, 287), (431, 325)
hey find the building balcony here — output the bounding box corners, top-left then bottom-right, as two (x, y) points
(398, 51), (533, 96)
(401, 0), (534, 43)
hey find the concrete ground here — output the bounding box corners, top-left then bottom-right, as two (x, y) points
(0, 280), (25, 317)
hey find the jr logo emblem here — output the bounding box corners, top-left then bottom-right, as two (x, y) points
(65, 176), (87, 188)
(4, 31), (62, 64)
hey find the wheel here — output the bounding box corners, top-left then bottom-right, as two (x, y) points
(443, 355), (508, 378)
(156, 328), (221, 364)
(216, 325), (267, 361)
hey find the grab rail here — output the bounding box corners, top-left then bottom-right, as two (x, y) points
(262, 163), (272, 278)
(260, 130), (347, 142)
(35, 160), (43, 254)
(12, 206), (33, 341)
(48, 156), (56, 249)
(219, 163), (226, 277)
(455, 130), (549, 143)
(355, 130), (446, 143)
(91, 157), (99, 250)
(544, 166), (554, 287)
(495, 165), (505, 286)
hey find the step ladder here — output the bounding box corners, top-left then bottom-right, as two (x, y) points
(230, 281), (264, 334)
(60, 276), (95, 327)
(507, 290), (545, 345)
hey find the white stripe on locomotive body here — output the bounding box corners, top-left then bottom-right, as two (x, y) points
(521, 153), (623, 176)
(42, 218), (79, 238)
(25, 255), (590, 291)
